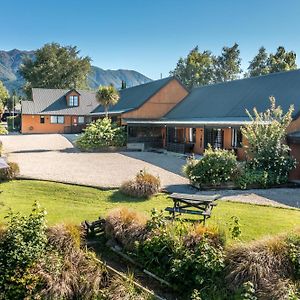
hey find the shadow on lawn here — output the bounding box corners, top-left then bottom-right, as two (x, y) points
(107, 190), (149, 203)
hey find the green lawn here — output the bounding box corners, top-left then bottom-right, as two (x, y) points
(0, 180), (299, 242)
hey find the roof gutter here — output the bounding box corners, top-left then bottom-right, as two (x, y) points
(125, 119), (270, 127)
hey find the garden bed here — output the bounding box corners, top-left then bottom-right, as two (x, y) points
(79, 146), (126, 153)
(92, 207), (300, 299)
(192, 181), (300, 191)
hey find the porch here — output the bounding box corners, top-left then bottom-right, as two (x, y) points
(126, 123), (244, 158)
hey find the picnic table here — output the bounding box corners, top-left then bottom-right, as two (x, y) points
(165, 193), (220, 224)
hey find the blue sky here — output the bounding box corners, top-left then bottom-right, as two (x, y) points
(2, 0), (300, 79)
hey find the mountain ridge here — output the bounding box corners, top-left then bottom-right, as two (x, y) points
(0, 49), (152, 95)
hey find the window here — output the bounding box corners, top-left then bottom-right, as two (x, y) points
(205, 128), (224, 149)
(50, 116), (64, 124)
(78, 116), (85, 124)
(69, 95), (79, 107)
(231, 128), (243, 148)
(40, 116), (45, 124)
(188, 128), (197, 143)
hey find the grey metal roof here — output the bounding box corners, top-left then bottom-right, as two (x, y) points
(91, 77), (176, 114)
(22, 88), (99, 115)
(22, 77), (176, 116)
(165, 69), (300, 120)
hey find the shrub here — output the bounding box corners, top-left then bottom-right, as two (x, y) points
(120, 169), (161, 198)
(225, 235), (297, 299)
(134, 212), (226, 294)
(102, 275), (151, 300)
(183, 146), (238, 187)
(241, 97), (296, 184)
(36, 224), (106, 300)
(0, 203), (108, 299)
(0, 201), (48, 298)
(105, 207), (147, 250)
(76, 117), (126, 150)
(7, 115), (21, 131)
(0, 161), (20, 181)
(0, 124), (7, 135)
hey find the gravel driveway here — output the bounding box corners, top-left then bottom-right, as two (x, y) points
(0, 134), (189, 190)
(1, 134), (300, 208)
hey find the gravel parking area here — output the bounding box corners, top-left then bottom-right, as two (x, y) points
(0, 134), (189, 190)
(1, 134), (300, 208)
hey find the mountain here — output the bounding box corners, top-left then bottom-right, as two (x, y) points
(0, 49), (152, 95)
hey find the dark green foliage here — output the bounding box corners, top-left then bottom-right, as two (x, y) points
(0, 80), (9, 106)
(0, 201), (47, 298)
(0, 203), (108, 299)
(247, 46), (297, 78)
(183, 146), (238, 187)
(5, 90), (20, 113)
(241, 98), (296, 187)
(126, 211), (226, 295)
(170, 43), (242, 88)
(268, 46), (297, 73)
(235, 168), (273, 189)
(20, 43), (91, 98)
(0, 161), (20, 181)
(170, 46), (214, 89)
(7, 115), (21, 131)
(96, 85), (120, 117)
(286, 233), (300, 279)
(239, 282), (257, 300)
(247, 47), (269, 77)
(76, 117), (126, 150)
(213, 43), (242, 82)
(229, 216), (242, 240)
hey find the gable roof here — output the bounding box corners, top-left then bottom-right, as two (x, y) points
(22, 88), (99, 115)
(90, 77), (178, 115)
(22, 77), (179, 116)
(164, 69), (300, 121)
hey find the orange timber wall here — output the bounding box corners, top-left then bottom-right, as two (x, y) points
(122, 79), (188, 120)
(21, 115), (72, 134)
(287, 117), (300, 180)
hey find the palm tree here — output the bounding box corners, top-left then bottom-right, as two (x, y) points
(96, 85), (120, 118)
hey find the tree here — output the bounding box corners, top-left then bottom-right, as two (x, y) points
(247, 47), (269, 77)
(0, 80), (9, 106)
(20, 43), (91, 98)
(121, 80), (127, 89)
(6, 91), (19, 114)
(96, 85), (120, 117)
(213, 43), (242, 83)
(267, 46), (297, 73)
(170, 46), (214, 89)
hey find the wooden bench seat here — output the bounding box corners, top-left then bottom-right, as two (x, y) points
(165, 207), (211, 216)
(84, 219), (105, 235)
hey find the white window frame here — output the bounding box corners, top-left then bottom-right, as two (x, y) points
(50, 115), (65, 124)
(73, 95), (78, 106)
(69, 95), (79, 107)
(78, 116), (85, 124)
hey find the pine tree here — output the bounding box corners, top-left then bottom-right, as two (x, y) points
(247, 47), (269, 77)
(213, 43), (242, 82)
(267, 46), (297, 73)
